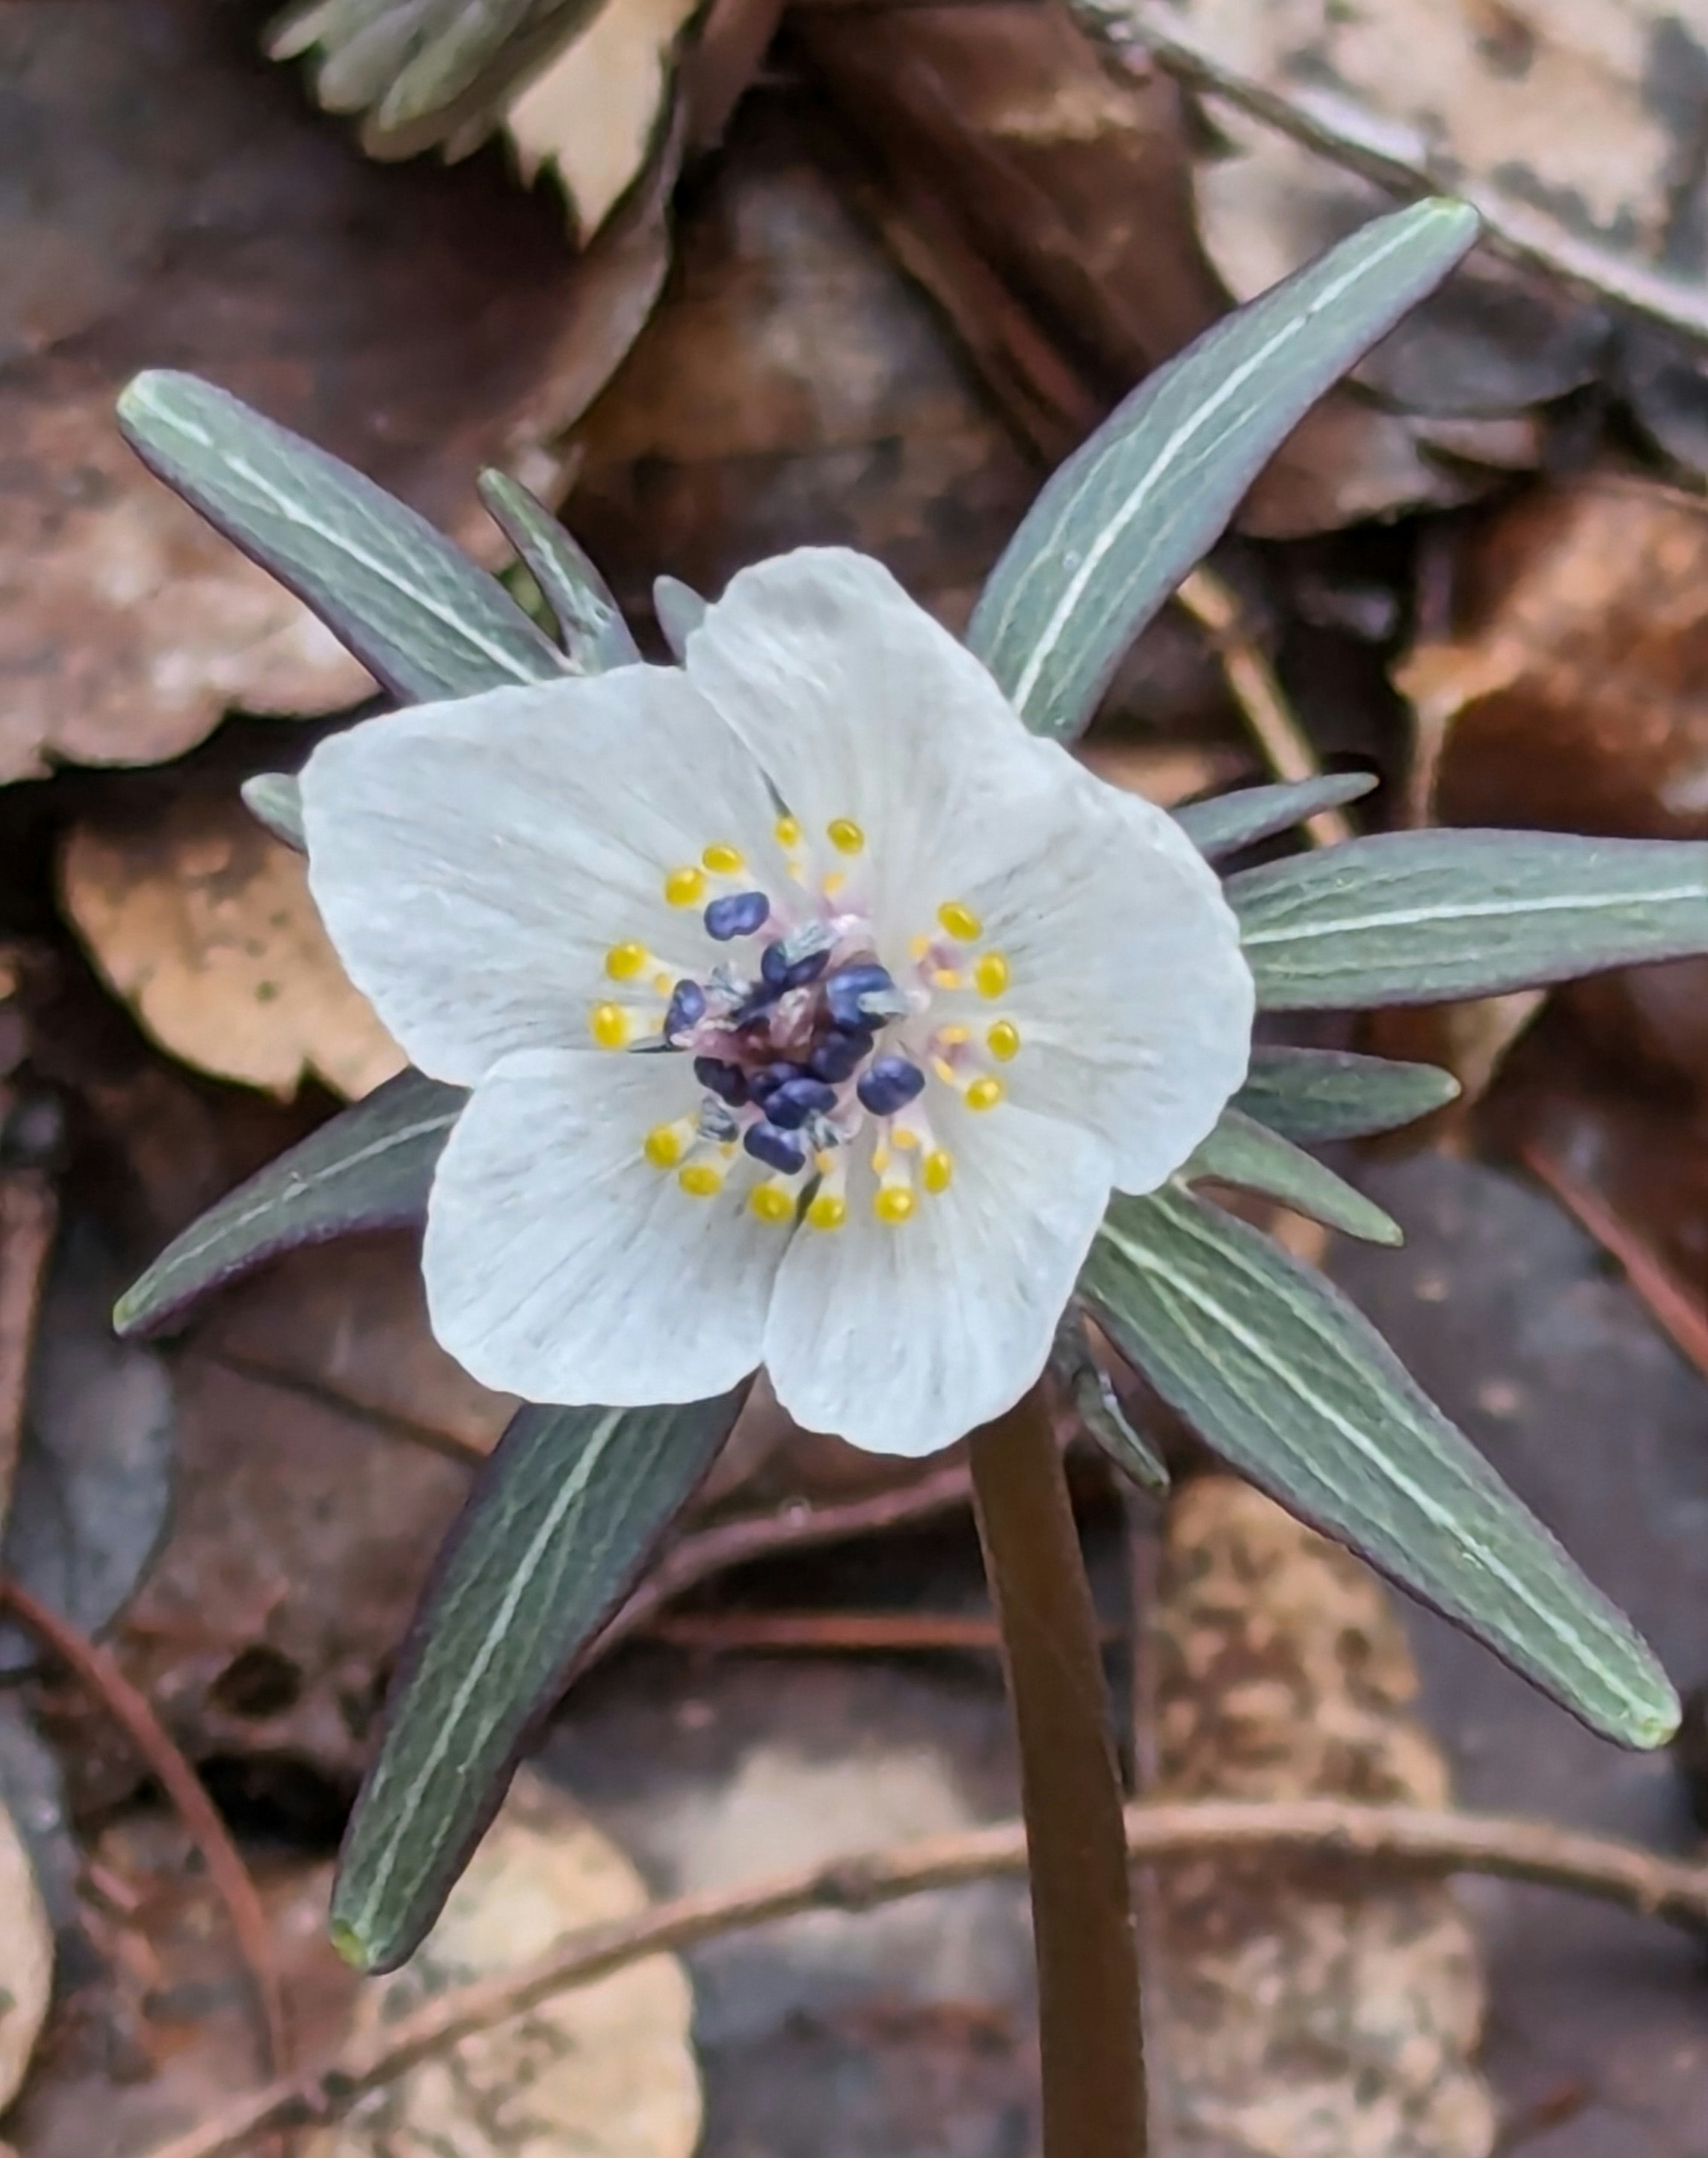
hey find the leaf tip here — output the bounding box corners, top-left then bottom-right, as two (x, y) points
(111, 1280), (150, 1340)
(328, 1916), (378, 1972)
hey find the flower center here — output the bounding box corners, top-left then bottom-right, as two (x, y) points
(588, 817), (1023, 1228)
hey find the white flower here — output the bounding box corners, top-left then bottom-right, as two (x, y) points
(300, 549), (1254, 1457)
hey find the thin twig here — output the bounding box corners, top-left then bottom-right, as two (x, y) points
(1173, 569), (1352, 848)
(140, 1795), (1708, 2158)
(0, 1169), (56, 1530)
(0, 1580), (288, 2080)
(1086, 0), (1708, 346)
(648, 1610), (1003, 1652)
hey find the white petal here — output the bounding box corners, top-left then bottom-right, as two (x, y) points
(764, 1101), (1112, 1458)
(947, 741), (1254, 1192)
(423, 1049), (784, 1405)
(684, 549), (1036, 943)
(301, 667), (783, 1085)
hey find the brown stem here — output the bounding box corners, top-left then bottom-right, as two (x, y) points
(970, 1385), (1147, 2158)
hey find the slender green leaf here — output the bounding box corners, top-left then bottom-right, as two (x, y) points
(1233, 1045), (1460, 1142)
(241, 773), (306, 851)
(1230, 829), (1708, 1009)
(117, 372), (565, 703)
(1174, 773), (1376, 860)
(114, 1070), (464, 1340)
(967, 199), (1479, 740)
(653, 573), (707, 660)
(476, 471), (640, 671)
(1183, 1108), (1402, 1245)
(1051, 1311), (1169, 1492)
(1083, 1188), (1679, 1748)
(331, 1393), (741, 1970)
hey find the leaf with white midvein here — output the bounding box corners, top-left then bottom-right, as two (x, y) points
(117, 371), (566, 703)
(1174, 773), (1376, 860)
(1229, 830), (1708, 1008)
(1082, 1188), (1679, 1748)
(1233, 1045), (1461, 1143)
(113, 1069), (464, 1339)
(476, 470), (640, 672)
(1183, 1108), (1402, 1246)
(967, 198), (1480, 740)
(330, 1393), (742, 1971)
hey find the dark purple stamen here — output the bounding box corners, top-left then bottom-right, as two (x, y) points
(765, 1075), (839, 1130)
(704, 890), (771, 941)
(664, 980), (706, 1040)
(808, 1026), (873, 1084)
(761, 939), (831, 992)
(857, 1054), (926, 1117)
(694, 1056), (750, 1107)
(825, 962), (902, 1030)
(743, 1121), (807, 1176)
(748, 1062), (805, 1107)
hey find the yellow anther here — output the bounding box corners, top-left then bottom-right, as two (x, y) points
(651, 970), (674, 996)
(644, 1122), (687, 1170)
(931, 1057), (955, 1086)
(923, 1149), (954, 1193)
(665, 865), (706, 907)
(827, 818), (866, 855)
(807, 1192), (847, 1231)
(679, 1163), (724, 1198)
(987, 1020), (1021, 1062)
(590, 1003), (630, 1049)
(937, 900), (982, 942)
(937, 1023), (971, 1047)
(874, 1186), (916, 1225)
(909, 933), (932, 962)
(822, 871), (847, 900)
(966, 1076), (1004, 1112)
(702, 843), (744, 875)
(931, 968), (963, 992)
(750, 1183), (795, 1224)
(891, 1126), (918, 1150)
(604, 942), (647, 982)
(775, 815), (802, 849)
(872, 1145), (891, 1176)
(974, 951), (1010, 998)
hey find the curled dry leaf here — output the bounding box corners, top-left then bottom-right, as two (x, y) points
(1150, 1476), (1495, 2157)
(307, 1770), (701, 2158)
(60, 795), (404, 1103)
(0, 1796), (52, 2116)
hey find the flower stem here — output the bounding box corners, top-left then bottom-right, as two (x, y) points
(969, 1386), (1147, 2158)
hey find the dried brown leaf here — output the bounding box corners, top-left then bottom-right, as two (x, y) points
(0, 1796), (52, 2114)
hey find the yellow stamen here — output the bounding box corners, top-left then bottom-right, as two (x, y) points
(775, 815), (802, 849)
(665, 865), (706, 907)
(644, 1122), (687, 1170)
(604, 942), (647, 982)
(931, 968), (963, 991)
(702, 843), (744, 874)
(966, 1076), (1004, 1112)
(874, 1186), (916, 1225)
(937, 1023), (971, 1047)
(973, 951), (1010, 998)
(679, 1163), (724, 1198)
(937, 900), (982, 942)
(923, 1149), (954, 1194)
(750, 1183), (795, 1224)
(827, 817), (866, 855)
(651, 970), (674, 996)
(931, 1057), (955, 1086)
(891, 1126), (918, 1150)
(590, 1003), (630, 1049)
(822, 871), (847, 899)
(872, 1144), (891, 1176)
(987, 1020), (1021, 1062)
(909, 932), (932, 962)
(807, 1192), (847, 1231)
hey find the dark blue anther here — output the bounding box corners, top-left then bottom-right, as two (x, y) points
(663, 980), (706, 1041)
(743, 1121), (806, 1176)
(856, 1054), (927, 1117)
(704, 890), (771, 942)
(748, 1062), (805, 1107)
(824, 963), (899, 1031)
(765, 1076), (839, 1130)
(694, 1056), (750, 1107)
(808, 1026), (872, 1084)
(761, 939), (832, 992)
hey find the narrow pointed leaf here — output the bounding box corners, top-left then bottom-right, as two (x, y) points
(331, 1393), (741, 1970)
(967, 198), (1480, 740)
(114, 1069), (464, 1339)
(1083, 1189), (1679, 1748)
(1051, 1311), (1169, 1492)
(1175, 773), (1377, 860)
(653, 573), (707, 660)
(476, 471), (640, 671)
(241, 773), (306, 851)
(1183, 1108), (1403, 1246)
(117, 371), (566, 702)
(1233, 1045), (1460, 1142)
(1229, 829), (1708, 1008)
